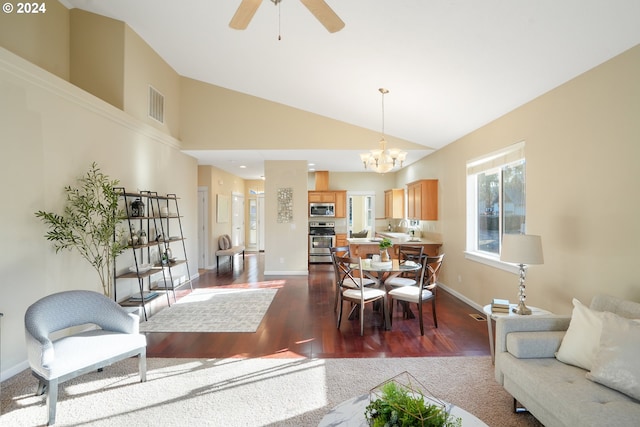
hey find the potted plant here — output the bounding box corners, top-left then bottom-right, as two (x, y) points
(365, 372), (462, 427)
(35, 162), (126, 297)
(378, 237), (393, 262)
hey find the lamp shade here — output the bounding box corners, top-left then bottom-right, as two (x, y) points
(500, 234), (544, 265)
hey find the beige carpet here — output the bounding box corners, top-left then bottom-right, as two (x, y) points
(139, 288), (277, 333)
(0, 356), (543, 426)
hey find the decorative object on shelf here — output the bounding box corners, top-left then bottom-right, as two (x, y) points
(35, 162), (126, 297)
(130, 197), (145, 217)
(365, 371), (461, 427)
(500, 234), (544, 315)
(378, 237), (393, 262)
(360, 88), (407, 174)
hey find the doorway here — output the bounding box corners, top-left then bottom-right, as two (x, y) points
(231, 192), (245, 247)
(347, 191), (375, 237)
(248, 195), (265, 251)
(197, 187), (208, 269)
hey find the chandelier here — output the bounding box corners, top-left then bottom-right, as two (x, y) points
(360, 88), (407, 173)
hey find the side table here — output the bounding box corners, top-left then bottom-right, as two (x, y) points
(483, 304), (551, 363)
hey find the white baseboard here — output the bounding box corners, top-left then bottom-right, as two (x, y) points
(438, 281), (484, 313)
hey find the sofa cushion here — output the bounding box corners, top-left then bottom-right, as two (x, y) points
(506, 331), (565, 359)
(218, 234), (232, 250)
(499, 352), (640, 427)
(587, 311), (640, 400)
(555, 298), (604, 370)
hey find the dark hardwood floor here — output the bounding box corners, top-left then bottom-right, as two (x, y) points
(145, 252), (491, 359)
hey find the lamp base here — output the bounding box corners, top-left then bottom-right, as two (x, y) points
(512, 302), (532, 315)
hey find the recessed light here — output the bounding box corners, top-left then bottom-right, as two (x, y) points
(239, 165), (246, 169)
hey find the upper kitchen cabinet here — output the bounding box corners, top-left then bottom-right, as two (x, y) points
(407, 179), (438, 220)
(334, 190), (347, 218)
(308, 191), (335, 203)
(384, 189), (404, 219)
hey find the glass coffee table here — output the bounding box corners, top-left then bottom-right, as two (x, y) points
(318, 393), (488, 426)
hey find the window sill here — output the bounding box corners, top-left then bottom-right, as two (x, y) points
(464, 251), (520, 274)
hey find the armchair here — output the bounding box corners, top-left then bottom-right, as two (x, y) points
(24, 290), (147, 425)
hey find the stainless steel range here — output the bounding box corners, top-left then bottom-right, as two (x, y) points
(309, 221), (336, 263)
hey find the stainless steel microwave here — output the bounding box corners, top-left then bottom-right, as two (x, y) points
(309, 203), (335, 217)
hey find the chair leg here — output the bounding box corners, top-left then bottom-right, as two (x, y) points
(418, 301), (424, 336)
(337, 296), (343, 329)
(139, 349), (147, 382)
(360, 301), (365, 336)
(216, 256), (220, 275)
(388, 296), (394, 327)
(46, 378), (58, 426)
(432, 297), (438, 328)
(36, 379), (47, 396)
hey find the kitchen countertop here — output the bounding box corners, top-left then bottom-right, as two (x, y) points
(346, 237), (442, 245)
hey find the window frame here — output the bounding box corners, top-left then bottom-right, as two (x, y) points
(465, 142), (526, 273)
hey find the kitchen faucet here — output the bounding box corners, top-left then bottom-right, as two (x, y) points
(398, 219), (409, 232)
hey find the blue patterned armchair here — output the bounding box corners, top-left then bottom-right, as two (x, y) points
(24, 290), (147, 425)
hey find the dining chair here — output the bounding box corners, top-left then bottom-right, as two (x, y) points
(330, 246), (375, 312)
(384, 245), (425, 288)
(336, 255), (387, 336)
(388, 254), (445, 335)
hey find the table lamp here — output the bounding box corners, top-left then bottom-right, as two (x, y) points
(500, 234), (544, 315)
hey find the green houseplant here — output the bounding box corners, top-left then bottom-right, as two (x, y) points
(365, 376), (462, 427)
(378, 237), (393, 262)
(35, 162), (126, 297)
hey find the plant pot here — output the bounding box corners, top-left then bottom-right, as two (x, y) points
(380, 248), (390, 262)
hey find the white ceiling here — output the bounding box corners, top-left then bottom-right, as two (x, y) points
(63, 0), (640, 180)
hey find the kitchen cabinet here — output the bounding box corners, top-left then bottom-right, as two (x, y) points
(308, 190), (347, 218)
(336, 233), (347, 247)
(309, 191), (335, 203)
(407, 179), (438, 220)
(334, 191), (347, 218)
(384, 189), (404, 219)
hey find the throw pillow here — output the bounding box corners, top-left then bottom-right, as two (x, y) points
(555, 298), (604, 370)
(586, 312), (640, 400)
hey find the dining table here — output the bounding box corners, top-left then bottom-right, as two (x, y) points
(359, 258), (421, 329)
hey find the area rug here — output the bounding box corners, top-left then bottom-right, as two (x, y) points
(0, 356), (543, 427)
(138, 288), (278, 333)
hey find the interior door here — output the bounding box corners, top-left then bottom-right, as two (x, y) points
(197, 187), (208, 269)
(231, 192), (245, 247)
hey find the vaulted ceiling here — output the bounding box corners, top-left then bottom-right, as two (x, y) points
(63, 0), (640, 179)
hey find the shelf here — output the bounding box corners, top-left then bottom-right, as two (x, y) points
(120, 291), (162, 307)
(114, 188), (193, 321)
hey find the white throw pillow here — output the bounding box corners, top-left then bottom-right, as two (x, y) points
(555, 298), (604, 370)
(586, 312), (640, 400)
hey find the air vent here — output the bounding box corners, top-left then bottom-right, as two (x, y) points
(148, 85), (164, 123)
(469, 313), (486, 321)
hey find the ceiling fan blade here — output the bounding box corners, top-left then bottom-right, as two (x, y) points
(299, 0), (345, 33)
(229, 0), (262, 30)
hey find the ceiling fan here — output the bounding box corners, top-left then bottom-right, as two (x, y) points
(230, 0), (345, 33)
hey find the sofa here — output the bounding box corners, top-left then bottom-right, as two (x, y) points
(494, 294), (640, 427)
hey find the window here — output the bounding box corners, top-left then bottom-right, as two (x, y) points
(466, 142), (526, 267)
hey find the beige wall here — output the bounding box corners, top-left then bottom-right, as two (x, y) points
(69, 9), (125, 109)
(0, 0), (69, 80)
(0, 48), (198, 379)
(397, 44), (640, 315)
(123, 26), (181, 138)
(178, 76), (423, 151)
(264, 161), (309, 275)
